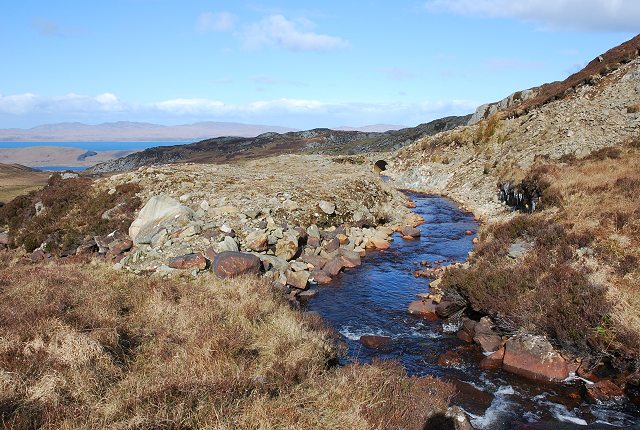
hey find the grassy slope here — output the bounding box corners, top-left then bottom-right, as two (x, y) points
(0, 164), (49, 203)
(0, 252), (453, 429)
(441, 139), (640, 367)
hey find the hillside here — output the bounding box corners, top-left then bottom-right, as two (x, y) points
(0, 163), (49, 203)
(0, 146), (137, 168)
(88, 115), (471, 174)
(390, 35), (640, 382)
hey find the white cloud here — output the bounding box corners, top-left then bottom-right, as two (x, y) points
(196, 11), (236, 33)
(241, 14), (348, 51)
(0, 92), (478, 129)
(0, 92), (124, 115)
(424, 0), (640, 32)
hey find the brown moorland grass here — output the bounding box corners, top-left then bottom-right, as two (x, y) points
(0, 164), (49, 204)
(442, 138), (640, 366)
(0, 252), (453, 429)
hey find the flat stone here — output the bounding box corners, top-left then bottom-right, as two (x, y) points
(245, 230), (268, 252)
(324, 237), (340, 252)
(168, 253), (207, 270)
(297, 289), (318, 299)
(408, 300), (439, 320)
(480, 347), (505, 370)
(311, 270), (332, 285)
(129, 195), (194, 244)
(503, 334), (569, 382)
(213, 251), (261, 278)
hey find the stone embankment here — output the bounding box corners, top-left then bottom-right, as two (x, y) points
(91, 155), (420, 300)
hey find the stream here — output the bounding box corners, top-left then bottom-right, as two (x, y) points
(306, 192), (640, 430)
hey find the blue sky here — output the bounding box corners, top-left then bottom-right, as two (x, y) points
(0, 0), (637, 129)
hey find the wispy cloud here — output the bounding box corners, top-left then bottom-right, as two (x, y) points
(31, 17), (83, 37)
(241, 14), (348, 51)
(196, 11), (236, 33)
(424, 0), (640, 32)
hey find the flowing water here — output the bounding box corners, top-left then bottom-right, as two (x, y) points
(307, 192), (640, 429)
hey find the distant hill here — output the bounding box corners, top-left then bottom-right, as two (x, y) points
(0, 121), (299, 142)
(0, 146), (137, 168)
(88, 115), (471, 174)
(333, 124), (406, 132)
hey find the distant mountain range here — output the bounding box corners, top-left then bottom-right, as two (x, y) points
(0, 121), (407, 142)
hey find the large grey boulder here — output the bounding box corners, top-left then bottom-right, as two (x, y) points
(129, 195), (194, 245)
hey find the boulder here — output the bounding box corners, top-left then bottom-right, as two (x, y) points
(307, 224), (321, 238)
(369, 238), (390, 250)
(311, 270), (333, 285)
(129, 195), (194, 244)
(401, 226), (421, 238)
(300, 254), (327, 270)
(213, 251), (261, 278)
(286, 269), (309, 290)
(275, 233), (299, 261)
(245, 230), (268, 252)
(318, 200), (335, 215)
(324, 237), (340, 252)
(473, 317), (503, 353)
(359, 335), (392, 351)
(408, 300), (439, 320)
(339, 249), (361, 268)
(168, 253), (207, 270)
(217, 236), (239, 253)
(323, 257), (344, 276)
(435, 300), (463, 318)
(457, 330), (474, 343)
(480, 347), (505, 370)
(106, 238), (133, 258)
(307, 236), (321, 248)
(503, 334), (569, 382)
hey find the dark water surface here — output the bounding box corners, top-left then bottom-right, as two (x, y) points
(307, 192), (640, 430)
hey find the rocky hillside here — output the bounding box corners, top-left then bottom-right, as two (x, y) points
(88, 115), (471, 174)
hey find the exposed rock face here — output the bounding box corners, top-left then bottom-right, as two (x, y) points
(129, 195), (194, 245)
(480, 347), (505, 370)
(503, 334), (569, 382)
(468, 88), (539, 125)
(286, 269), (309, 290)
(212, 252), (261, 278)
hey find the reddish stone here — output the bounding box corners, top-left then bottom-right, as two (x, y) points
(480, 347), (505, 370)
(465, 230), (474, 235)
(437, 350), (462, 366)
(213, 251), (261, 278)
(204, 247), (216, 262)
(474, 334), (504, 354)
(295, 226), (308, 242)
(370, 238), (390, 250)
(503, 334), (569, 382)
(324, 238), (340, 252)
(107, 239), (133, 257)
(311, 270), (333, 285)
(401, 226), (421, 238)
(408, 300), (439, 320)
(300, 254), (327, 270)
(307, 236), (321, 248)
(405, 201), (417, 209)
(359, 335), (392, 351)
(0, 232), (9, 245)
(402, 235), (417, 240)
(168, 253), (207, 270)
(323, 257), (344, 276)
(586, 380), (625, 402)
(340, 254), (361, 268)
(30, 249), (51, 262)
(457, 330), (474, 343)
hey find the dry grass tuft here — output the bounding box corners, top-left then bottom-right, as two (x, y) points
(0, 253), (452, 429)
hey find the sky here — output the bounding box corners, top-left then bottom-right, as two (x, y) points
(0, 0), (637, 129)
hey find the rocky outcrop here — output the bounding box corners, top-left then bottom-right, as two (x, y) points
(468, 88), (539, 125)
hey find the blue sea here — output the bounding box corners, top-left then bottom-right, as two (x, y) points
(0, 141), (190, 151)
